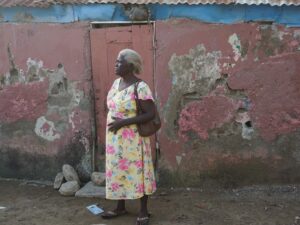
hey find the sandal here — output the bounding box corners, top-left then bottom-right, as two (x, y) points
(136, 216), (150, 225)
(101, 209), (128, 219)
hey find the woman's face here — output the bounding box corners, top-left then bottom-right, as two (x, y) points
(115, 54), (132, 77)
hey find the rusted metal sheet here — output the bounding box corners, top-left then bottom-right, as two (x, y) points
(90, 24), (154, 155)
(1, 0), (299, 7)
(155, 19), (300, 185)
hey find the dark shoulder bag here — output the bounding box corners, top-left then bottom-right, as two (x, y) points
(134, 81), (161, 137)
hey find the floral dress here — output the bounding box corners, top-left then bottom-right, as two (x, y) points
(105, 78), (157, 200)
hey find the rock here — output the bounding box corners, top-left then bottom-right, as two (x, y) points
(295, 216), (300, 225)
(62, 164), (80, 184)
(75, 181), (105, 198)
(76, 154), (93, 183)
(53, 172), (64, 189)
(91, 172), (105, 186)
(59, 181), (80, 196)
(159, 191), (168, 196)
(124, 5), (149, 21)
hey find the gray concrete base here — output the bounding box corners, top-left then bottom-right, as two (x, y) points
(75, 181), (106, 198)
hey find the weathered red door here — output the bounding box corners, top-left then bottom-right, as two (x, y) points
(90, 24), (154, 163)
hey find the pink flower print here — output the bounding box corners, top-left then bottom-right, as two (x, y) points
(108, 101), (116, 110)
(106, 145), (115, 154)
(138, 139), (143, 145)
(106, 170), (112, 178)
(145, 95), (153, 100)
(119, 158), (128, 164)
(119, 158), (129, 171)
(122, 129), (135, 140)
(111, 183), (120, 191)
(151, 181), (157, 190)
(119, 164), (128, 170)
(134, 160), (143, 169)
(130, 92), (136, 100)
(146, 170), (153, 179)
(115, 112), (124, 118)
(137, 183), (144, 194)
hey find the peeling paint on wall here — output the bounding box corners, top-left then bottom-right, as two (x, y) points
(228, 33), (242, 61)
(254, 25), (287, 59)
(235, 112), (254, 140)
(228, 53), (300, 141)
(0, 23), (93, 180)
(155, 20), (300, 186)
(0, 54), (87, 139)
(68, 111), (76, 130)
(179, 95), (241, 140)
(293, 30), (300, 39)
(34, 116), (61, 141)
(176, 155), (182, 166)
(165, 44), (221, 138)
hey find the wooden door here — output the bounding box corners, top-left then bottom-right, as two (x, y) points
(90, 24), (154, 163)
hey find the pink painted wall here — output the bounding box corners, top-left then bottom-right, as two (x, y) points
(155, 19), (300, 186)
(1, 20), (300, 186)
(0, 23), (93, 180)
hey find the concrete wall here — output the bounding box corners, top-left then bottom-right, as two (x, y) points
(0, 4), (300, 186)
(155, 19), (300, 187)
(0, 23), (93, 181)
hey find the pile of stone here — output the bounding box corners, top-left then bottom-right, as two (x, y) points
(54, 164), (105, 197)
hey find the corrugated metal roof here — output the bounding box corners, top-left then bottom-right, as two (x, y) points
(236, 0), (300, 5)
(0, 0), (46, 7)
(0, 0), (299, 7)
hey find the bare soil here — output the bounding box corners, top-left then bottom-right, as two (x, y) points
(0, 179), (300, 225)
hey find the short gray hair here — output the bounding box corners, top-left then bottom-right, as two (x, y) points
(119, 49), (143, 74)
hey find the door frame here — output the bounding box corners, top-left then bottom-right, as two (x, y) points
(89, 21), (157, 171)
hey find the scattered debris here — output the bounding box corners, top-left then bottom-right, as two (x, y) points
(295, 216), (300, 225)
(20, 180), (52, 187)
(174, 214), (189, 223)
(91, 172), (105, 186)
(194, 202), (207, 209)
(159, 191), (168, 196)
(86, 204), (104, 215)
(53, 172), (64, 190)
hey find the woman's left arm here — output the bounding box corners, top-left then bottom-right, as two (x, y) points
(108, 100), (155, 134)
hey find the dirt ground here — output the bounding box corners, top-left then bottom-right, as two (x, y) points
(0, 179), (300, 225)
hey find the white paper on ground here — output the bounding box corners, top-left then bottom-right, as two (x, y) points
(86, 204), (104, 215)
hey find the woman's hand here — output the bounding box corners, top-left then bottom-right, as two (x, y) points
(108, 117), (126, 134)
(108, 100), (155, 134)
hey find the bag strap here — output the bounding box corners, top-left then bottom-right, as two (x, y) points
(134, 80), (160, 174)
(134, 80), (142, 113)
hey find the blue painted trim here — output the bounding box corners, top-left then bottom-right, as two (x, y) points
(73, 4), (117, 21)
(0, 4), (299, 26)
(0, 5), (75, 23)
(171, 5), (246, 24)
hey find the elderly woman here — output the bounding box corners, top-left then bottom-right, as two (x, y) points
(101, 49), (156, 225)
